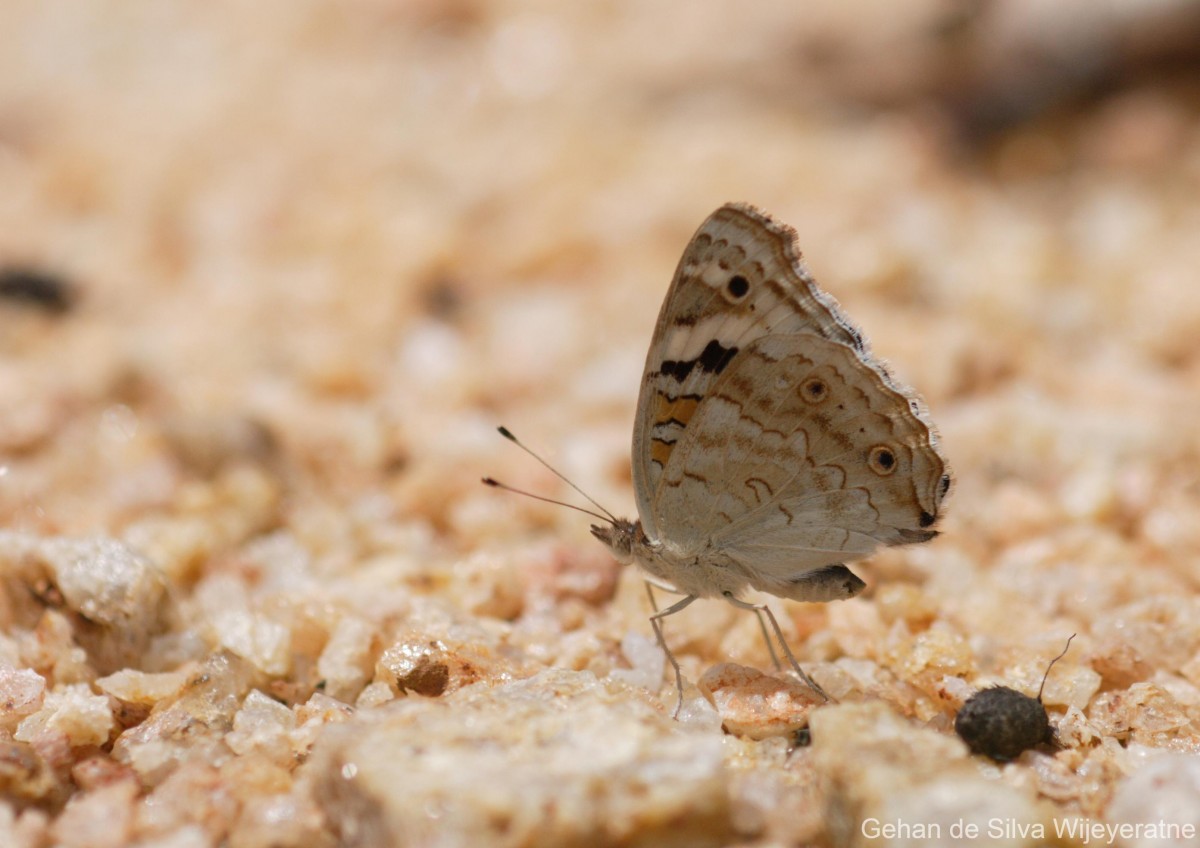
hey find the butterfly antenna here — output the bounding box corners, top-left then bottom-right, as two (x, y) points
(481, 477), (612, 523)
(489, 426), (618, 524)
(1037, 633), (1076, 702)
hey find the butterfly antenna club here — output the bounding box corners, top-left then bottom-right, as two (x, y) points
(492, 426), (618, 523)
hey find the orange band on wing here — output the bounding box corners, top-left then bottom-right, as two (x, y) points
(655, 394), (700, 430)
(650, 438), (673, 468)
(647, 393), (702, 470)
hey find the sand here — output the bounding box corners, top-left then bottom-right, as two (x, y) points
(2, 1), (1200, 846)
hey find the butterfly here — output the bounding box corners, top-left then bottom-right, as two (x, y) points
(589, 202), (951, 713)
(490, 202), (950, 717)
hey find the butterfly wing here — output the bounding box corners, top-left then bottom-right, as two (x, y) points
(651, 332), (949, 598)
(631, 203), (949, 597)
(632, 203), (867, 540)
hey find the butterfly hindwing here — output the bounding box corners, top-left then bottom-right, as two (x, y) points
(650, 333), (948, 596)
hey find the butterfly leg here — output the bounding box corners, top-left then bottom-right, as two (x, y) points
(752, 608), (784, 671)
(645, 583), (781, 669)
(643, 581), (662, 613)
(648, 594), (697, 718)
(722, 592), (830, 702)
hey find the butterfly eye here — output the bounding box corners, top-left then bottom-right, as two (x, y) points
(868, 445), (898, 476)
(800, 377), (828, 404)
(725, 275), (750, 300)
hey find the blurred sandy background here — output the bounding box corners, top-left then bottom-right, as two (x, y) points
(3, 1), (1200, 846)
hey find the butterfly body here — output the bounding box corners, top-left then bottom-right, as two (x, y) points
(591, 519), (760, 601)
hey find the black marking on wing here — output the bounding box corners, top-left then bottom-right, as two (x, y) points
(661, 392), (706, 404)
(659, 417), (693, 430)
(898, 527), (938, 543)
(660, 340), (738, 382)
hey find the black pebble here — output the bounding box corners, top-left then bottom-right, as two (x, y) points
(0, 266), (76, 314)
(955, 685), (1050, 761)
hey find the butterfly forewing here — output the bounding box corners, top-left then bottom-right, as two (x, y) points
(632, 203), (869, 539)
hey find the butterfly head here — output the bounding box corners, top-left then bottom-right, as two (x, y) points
(590, 518), (641, 565)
